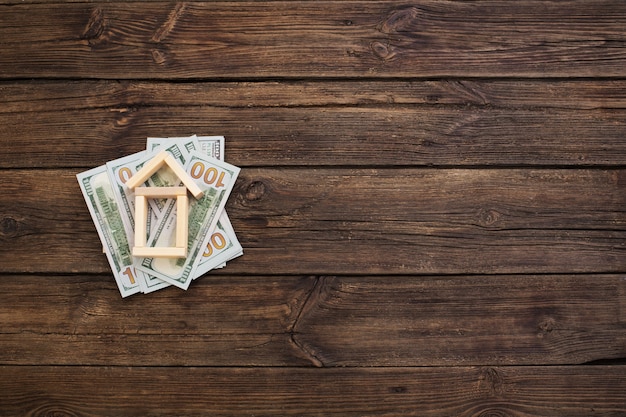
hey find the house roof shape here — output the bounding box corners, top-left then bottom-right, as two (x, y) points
(125, 150), (204, 199)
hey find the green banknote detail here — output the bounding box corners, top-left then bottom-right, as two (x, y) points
(77, 166), (140, 297)
(94, 186), (132, 268)
(135, 151), (240, 290)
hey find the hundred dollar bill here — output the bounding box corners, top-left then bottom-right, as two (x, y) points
(147, 135), (199, 156)
(106, 140), (237, 292)
(194, 211), (243, 278)
(136, 150), (240, 290)
(107, 143), (193, 292)
(147, 135), (225, 162)
(105, 150), (170, 293)
(106, 150), (148, 245)
(77, 165), (141, 297)
(147, 135), (242, 273)
(196, 135), (225, 161)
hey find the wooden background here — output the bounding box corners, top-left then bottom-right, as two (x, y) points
(1, 1), (626, 415)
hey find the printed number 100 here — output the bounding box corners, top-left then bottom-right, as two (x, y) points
(190, 162), (226, 188)
(204, 232), (227, 258)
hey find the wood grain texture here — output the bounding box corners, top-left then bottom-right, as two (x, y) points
(2, 168), (625, 274)
(3, 105), (626, 168)
(4, 79), (626, 168)
(2, 0), (626, 414)
(292, 275), (626, 367)
(0, 275), (316, 366)
(0, 274), (624, 367)
(1, 1), (626, 79)
(5, 80), (626, 112)
(1, 365), (625, 416)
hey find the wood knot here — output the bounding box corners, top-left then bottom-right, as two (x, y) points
(0, 217), (18, 237)
(474, 409), (511, 417)
(370, 41), (396, 61)
(244, 181), (267, 201)
(112, 108), (135, 127)
(476, 208), (503, 228)
(537, 317), (556, 338)
(478, 367), (505, 396)
(32, 405), (80, 417)
(151, 49), (168, 65)
(82, 7), (106, 45)
(379, 6), (421, 34)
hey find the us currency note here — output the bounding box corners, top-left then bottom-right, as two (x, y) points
(194, 211), (243, 278)
(136, 151), (240, 290)
(107, 140), (240, 292)
(105, 150), (148, 245)
(77, 165), (141, 297)
(196, 136), (225, 161)
(147, 135), (224, 162)
(147, 135), (197, 155)
(106, 143), (191, 292)
(147, 135), (242, 274)
(105, 150), (169, 293)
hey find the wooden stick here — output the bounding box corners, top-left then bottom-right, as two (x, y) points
(164, 154), (204, 199)
(135, 186), (187, 198)
(176, 194), (188, 250)
(133, 195), (148, 248)
(125, 151), (170, 190)
(132, 247), (187, 258)
(125, 151), (204, 199)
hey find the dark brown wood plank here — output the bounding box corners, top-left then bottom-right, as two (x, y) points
(293, 275), (626, 367)
(0, 275), (316, 366)
(3, 104), (626, 168)
(1, 365), (624, 416)
(5, 80), (626, 113)
(2, 1), (626, 79)
(0, 274), (311, 335)
(2, 1), (623, 416)
(1, 168), (625, 275)
(231, 168), (626, 275)
(0, 274), (624, 367)
(4, 79), (626, 169)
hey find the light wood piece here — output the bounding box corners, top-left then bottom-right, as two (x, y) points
(132, 187), (189, 258)
(125, 150), (204, 199)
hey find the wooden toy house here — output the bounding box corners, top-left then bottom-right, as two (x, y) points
(125, 150), (204, 258)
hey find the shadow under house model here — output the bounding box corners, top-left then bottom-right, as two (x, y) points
(125, 150), (204, 258)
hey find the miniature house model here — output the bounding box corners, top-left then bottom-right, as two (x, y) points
(125, 150), (204, 258)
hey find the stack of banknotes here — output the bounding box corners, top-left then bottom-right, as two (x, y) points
(77, 135), (242, 297)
